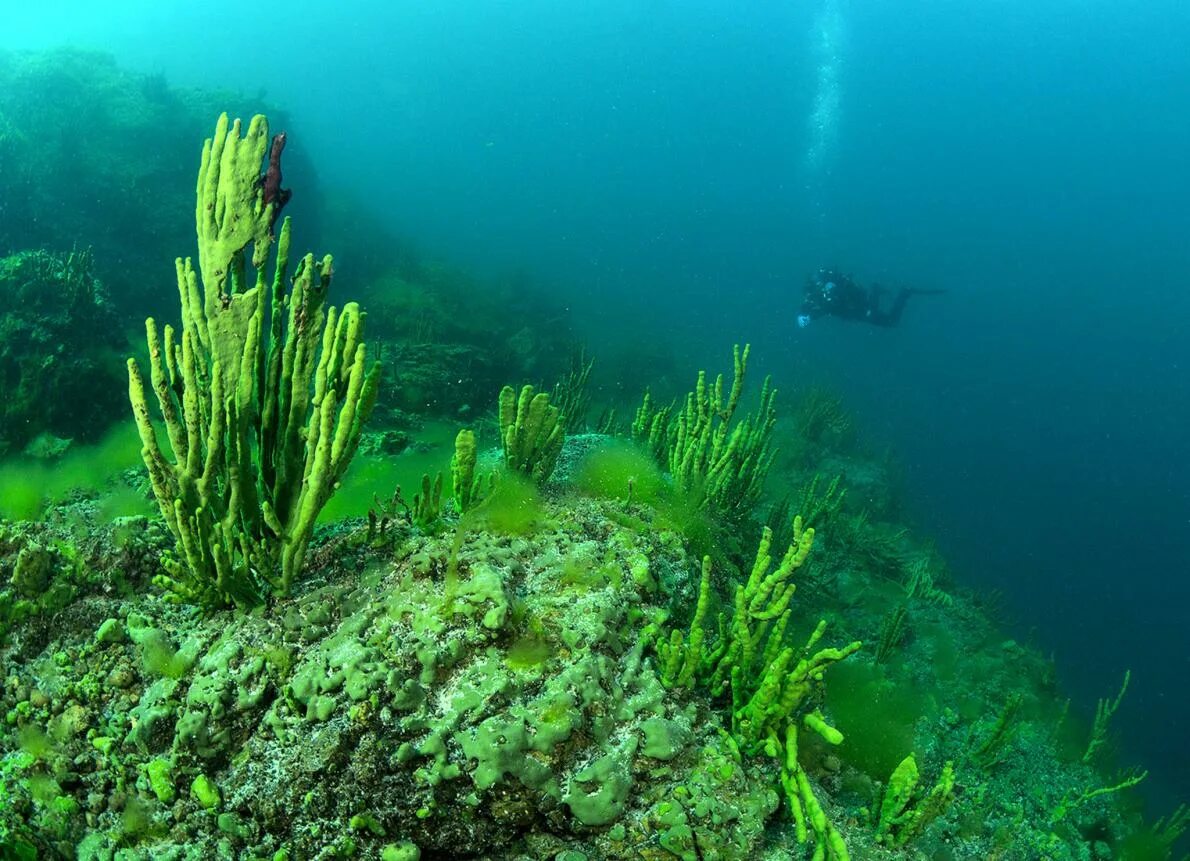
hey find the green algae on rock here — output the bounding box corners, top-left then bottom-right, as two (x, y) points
(0, 491), (780, 859)
(0, 423), (1176, 860)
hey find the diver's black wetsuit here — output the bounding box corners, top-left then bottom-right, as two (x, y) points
(797, 268), (920, 328)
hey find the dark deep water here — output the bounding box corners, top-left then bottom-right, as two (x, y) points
(7, 0), (1189, 809)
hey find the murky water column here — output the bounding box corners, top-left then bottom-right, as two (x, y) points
(803, 0), (846, 192)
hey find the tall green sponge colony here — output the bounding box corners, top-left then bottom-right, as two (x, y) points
(655, 515), (861, 859)
(127, 113), (381, 608)
(451, 428), (482, 512)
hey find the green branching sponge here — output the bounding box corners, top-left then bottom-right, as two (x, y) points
(875, 753), (955, 846)
(782, 724), (851, 860)
(633, 344), (776, 521)
(498, 384), (564, 485)
(451, 429), (483, 513)
(655, 555), (713, 689)
(127, 113), (380, 608)
(630, 390), (672, 465)
(654, 515), (862, 860)
(1083, 669), (1130, 764)
(411, 473), (443, 531)
(798, 473), (846, 529)
(551, 351), (595, 433)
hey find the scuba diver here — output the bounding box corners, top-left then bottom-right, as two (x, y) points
(796, 268), (944, 328)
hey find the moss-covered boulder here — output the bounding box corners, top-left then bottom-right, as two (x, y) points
(0, 495), (781, 859)
(0, 249), (127, 455)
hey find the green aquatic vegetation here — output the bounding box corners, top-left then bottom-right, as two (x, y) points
(0, 473), (44, 522)
(573, 440), (665, 504)
(467, 474), (543, 536)
(332, 459), (418, 525)
(654, 491), (719, 560)
(1118, 805), (1189, 860)
(137, 630), (189, 680)
(93, 484), (156, 521)
(26, 773), (63, 807)
(505, 635), (554, 670)
(16, 726), (52, 760)
(558, 554), (622, 592)
(918, 620), (960, 682)
(0, 425), (144, 520)
(354, 425), (493, 532)
(128, 114), (380, 607)
(320, 420), (458, 523)
(823, 660), (932, 781)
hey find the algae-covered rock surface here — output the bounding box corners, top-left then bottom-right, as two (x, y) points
(0, 488), (779, 860)
(0, 437), (1166, 859)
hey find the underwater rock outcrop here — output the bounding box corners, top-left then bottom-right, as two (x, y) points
(354, 263), (578, 424)
(0, 436), (1167, 860)
(0, 48), (314, 319)
(0, 248), (126, 456)
(0, 489), (785, 860)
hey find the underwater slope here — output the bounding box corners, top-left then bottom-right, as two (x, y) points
(0, 110), (1183, 860)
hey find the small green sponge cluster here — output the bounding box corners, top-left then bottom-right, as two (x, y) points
(632, 344), (776, 521)
(875, 753), (955, 846)
(498, 384), (564, 484)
